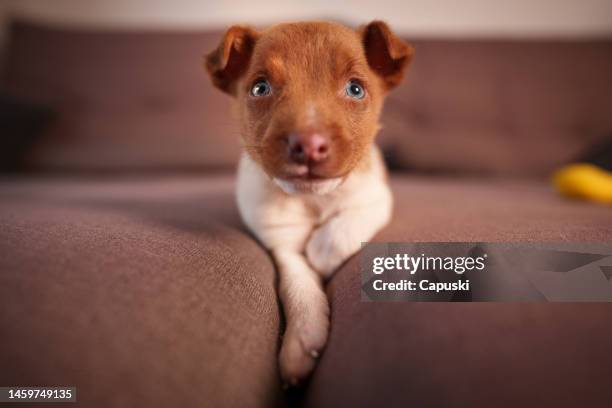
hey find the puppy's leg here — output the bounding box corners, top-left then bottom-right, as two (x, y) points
(306, 196), (392, 278)
(272, 249), (329, 384)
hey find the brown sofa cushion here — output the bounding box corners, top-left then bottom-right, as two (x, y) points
(380, 39), (612, 176)
(305, 177), (612, 407)
(2, 20), (239, 172)
(1, 174), (611, 406)
(0, 175), (283, 408)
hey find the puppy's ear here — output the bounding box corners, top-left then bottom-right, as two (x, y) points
(359, 21), (414, 90)
(205, 25), (260, 95)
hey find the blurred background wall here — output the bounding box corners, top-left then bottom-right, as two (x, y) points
(1, 0), (612, 40)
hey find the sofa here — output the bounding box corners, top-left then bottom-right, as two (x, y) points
(1, 20), (611, 407)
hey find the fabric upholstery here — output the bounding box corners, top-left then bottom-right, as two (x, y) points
(0, 175), (283, 408)
(307, 294), (612, 407)
(1, 20), (240, 172)
(3, 19), (612, 176)
(1, 175), (610, 406)
(380, 39), (612, 176)
(305, 177), (612, 407)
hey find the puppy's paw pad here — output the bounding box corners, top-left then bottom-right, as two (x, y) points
(279, 334), (317, 382)
(279, 319), (329, 382)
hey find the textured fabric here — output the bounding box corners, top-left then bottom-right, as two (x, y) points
(0, 175), (283, 408)
(3, 19), (612, 176)
(1, 20), (240, 172)
(385, 176), (612, 241)
(1, 175), (611, 406)
(305, 177), (612, 407)
(380, 39), (612, 176)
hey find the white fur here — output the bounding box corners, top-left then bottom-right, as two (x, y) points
(273, 177), (343, 195)
(236, 145), (392, 383)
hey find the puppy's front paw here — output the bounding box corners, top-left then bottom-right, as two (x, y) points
(279, 309), (329, 385)
(306, 217), (359, 278)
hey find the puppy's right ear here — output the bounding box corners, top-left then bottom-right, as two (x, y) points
(205, 26), (260, 95)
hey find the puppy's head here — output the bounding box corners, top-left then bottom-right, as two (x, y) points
(206, 21), (413, 194)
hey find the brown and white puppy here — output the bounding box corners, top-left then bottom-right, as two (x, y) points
(205, 21), (412, 384)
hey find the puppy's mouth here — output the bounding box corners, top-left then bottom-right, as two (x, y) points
(273, 164), (344, 195)
(285, 164), (329, 179)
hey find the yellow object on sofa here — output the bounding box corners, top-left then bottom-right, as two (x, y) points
(553, 163), (612, 204)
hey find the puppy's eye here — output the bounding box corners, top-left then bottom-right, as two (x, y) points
(345, 80), (365, 99)
(250, 79), (271, 97)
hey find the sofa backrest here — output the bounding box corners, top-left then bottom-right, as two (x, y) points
(2, 20), (612, 176)
(2, 20), (240, 172)
(383, 39), (612, 176)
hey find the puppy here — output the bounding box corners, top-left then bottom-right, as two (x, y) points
(205, 21), (412, 384)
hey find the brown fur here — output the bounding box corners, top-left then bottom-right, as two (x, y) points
(206, 21), (413, 180)
(205, 20), (412, 384)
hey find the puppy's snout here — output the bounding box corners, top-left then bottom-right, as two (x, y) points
(287, 132), (330, 164)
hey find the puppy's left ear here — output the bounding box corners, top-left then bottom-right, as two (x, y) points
(359, 21), (414, 90)
(205, 25), (260, 95)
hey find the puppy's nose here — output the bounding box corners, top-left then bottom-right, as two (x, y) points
(287, 132), (330, 164)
